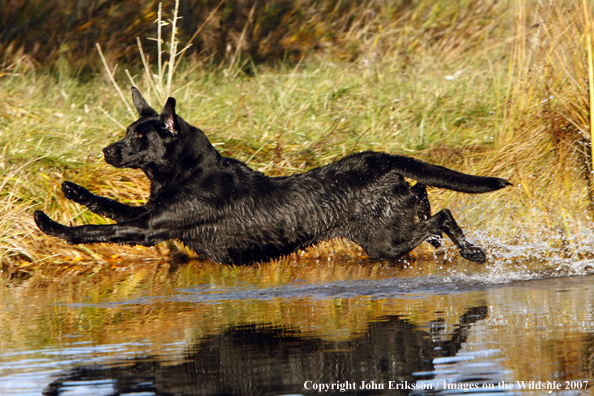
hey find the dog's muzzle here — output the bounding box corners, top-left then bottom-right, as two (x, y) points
(103, 143), (124, 167)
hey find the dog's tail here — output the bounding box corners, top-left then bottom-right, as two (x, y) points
(386, 154), (511, 193)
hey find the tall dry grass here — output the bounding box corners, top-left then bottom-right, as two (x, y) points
(1, 0), (508, 70)
(457, 0), (594, 251)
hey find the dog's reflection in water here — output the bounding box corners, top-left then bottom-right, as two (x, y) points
(43, 306), (489, 396)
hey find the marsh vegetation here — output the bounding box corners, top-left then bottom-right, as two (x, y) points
(1, 0), (594, 277)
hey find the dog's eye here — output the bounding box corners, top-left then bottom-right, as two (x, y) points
(136, 133), (143, 139)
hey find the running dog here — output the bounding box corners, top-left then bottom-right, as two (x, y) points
(34, 88), (511, 265)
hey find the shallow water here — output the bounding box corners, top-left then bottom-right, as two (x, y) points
(1, 255), (594, 395)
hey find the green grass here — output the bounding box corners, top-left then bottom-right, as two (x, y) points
(1, 55), (502, 170)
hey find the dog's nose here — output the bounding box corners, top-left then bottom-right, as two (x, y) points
(103, 145), (116, 158)
(103, 144), (122, 166)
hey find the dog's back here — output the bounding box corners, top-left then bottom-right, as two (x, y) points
(176, 151), (509, 264)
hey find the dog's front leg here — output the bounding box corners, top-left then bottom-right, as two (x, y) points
(34, 210), (167, 247)
(62, 181), (147, 222)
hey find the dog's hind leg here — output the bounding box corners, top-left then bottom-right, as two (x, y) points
(364, 209), (486, 263)
(410, 182), (431, 219)
(410, 182), (442, 248)
(62, 181), (147, 222)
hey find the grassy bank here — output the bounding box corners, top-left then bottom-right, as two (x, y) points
(1, 0), (594, 279)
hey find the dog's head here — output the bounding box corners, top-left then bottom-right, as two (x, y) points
(103, 88), (217, 183)
(103, 88), (180, 170)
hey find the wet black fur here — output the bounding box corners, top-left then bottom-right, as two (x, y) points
(34, 88), (511, 265)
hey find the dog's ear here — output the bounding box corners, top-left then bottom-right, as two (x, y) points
(160, 97), (178, 136)
(131, 87), (158, 117)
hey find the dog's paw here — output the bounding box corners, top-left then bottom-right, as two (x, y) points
(459, 244), (487, 263)
(34, 210), (70, 240)
(62, 181), (92, 204)
(34, 210), (60, 235)
(426, 234), (442, 248)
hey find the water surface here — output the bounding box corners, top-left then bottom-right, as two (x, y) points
(1, 254), (593, 395)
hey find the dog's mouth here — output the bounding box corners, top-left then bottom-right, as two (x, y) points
(104, 155), (124, 167)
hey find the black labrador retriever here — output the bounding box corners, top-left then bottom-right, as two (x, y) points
(34, 88), (511, 265)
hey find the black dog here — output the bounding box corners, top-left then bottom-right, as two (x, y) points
(34, 88), (511, 265)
